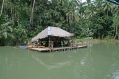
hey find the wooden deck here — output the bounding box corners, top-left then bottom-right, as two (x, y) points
(29, 45), (87, 52)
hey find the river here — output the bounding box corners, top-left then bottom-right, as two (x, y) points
(0, 42), (119, 79)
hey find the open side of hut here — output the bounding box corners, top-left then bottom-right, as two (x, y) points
(31, 26), (74, 47)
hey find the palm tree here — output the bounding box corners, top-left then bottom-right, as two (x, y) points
(102, 1), (112, 16)
(112, 5), (119, 39)
(66, 0), (80, 32)
(0, 21), (13, 39)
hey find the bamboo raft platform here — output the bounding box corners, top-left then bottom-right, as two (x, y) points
(29, 45), (87, 52)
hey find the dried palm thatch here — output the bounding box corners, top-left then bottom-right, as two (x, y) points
(31, 26), (74, 42)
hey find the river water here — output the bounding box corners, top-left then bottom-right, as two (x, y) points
(0, 42), (119, 79)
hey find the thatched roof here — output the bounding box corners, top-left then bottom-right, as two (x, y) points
(31, 26), (74, 42)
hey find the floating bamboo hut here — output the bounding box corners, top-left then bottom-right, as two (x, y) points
(29, 26), (87, 52)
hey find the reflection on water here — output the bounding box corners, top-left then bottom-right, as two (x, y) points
(0, 43), (119, 79)
(80, 57), (85, 65)
(32, 54), (72, 70)
(111, 70), (119, 79)
(105, 70), (119, 79)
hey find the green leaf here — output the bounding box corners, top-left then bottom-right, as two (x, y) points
(3, 32), (7, 39)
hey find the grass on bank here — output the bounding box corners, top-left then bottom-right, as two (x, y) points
(74, 38), (115, 44)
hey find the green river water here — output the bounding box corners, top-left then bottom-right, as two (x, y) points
(0, 42), (119, 79)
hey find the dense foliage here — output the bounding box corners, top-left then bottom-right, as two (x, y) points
(0, 0), (119, 45)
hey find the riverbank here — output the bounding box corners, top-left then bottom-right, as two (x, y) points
(74, 38), (115, 44)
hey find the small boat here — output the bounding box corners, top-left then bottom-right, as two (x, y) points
(19, 46), (27, 49)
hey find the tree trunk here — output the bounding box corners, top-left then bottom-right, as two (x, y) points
(0, 0), (5, 16)
(113, 25), (115, 38)
(114, 25), (118, 39)
(29, 0), (35, 29)
(102, 34), (104, 39)
(10, 1), (14, 21)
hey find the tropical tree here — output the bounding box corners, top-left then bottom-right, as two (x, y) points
(0, 15), (14, 45)
(112, 5), (119, 39)
(65, 0), (80, 33)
